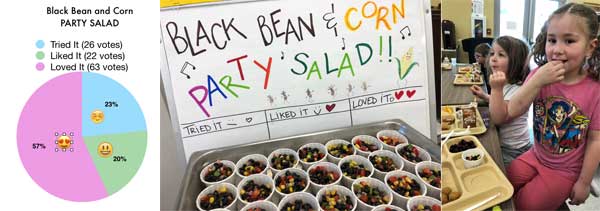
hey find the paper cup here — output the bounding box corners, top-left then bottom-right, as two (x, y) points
(236, 154), (268, 180)
(377, 130), (408, 151)
(267, 148), (299, 176)
(326, 139), (356, 164)
(395, 144), (431, 172)
(240, 201), (278, 211)
(352, 135), (383, 157)
(352, 177), (393, 210)
(200, 160), (237, 186)
(273, 168), (309, 204)
(307, 162), (342, 195)
(462, 148), (484, 169)
(385, 170), (427, 209)
(372, 204), (406, 211)
(278, 192), (319, 211)
(237, 174), (275, 209)
(369, 150), (404, 181)
(338, 155), (374, 188)
(196, 183), (238, 211)
(316, 185), (357, 211)
(297, 143), (327, 170)
(406, 196), (441, 211)
(415, 161), (441, 199)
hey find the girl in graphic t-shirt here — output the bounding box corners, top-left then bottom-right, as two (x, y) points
(495, 3), (600, 210)
(470, 36), (532, 166)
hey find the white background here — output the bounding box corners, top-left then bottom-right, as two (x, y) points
(0, 0), (159, 210)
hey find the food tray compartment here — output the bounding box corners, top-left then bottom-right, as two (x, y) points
(453, 74), (484, 85)
(457, 66), (473, 74)
(441, 136), (513, 211)
(441, 105), (487, 136)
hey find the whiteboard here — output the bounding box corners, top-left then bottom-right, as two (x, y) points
(160, 0), (437, 160)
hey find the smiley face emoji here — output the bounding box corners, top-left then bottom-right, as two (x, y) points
(98, 142), (113, 158)
(56, 135), (72, 151)
(91, 110), (104, 124)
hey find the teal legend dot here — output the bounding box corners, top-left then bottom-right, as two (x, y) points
(36, 40), (44, 49)
(36, 51), (45, 60)
(36, 63), (45, 71)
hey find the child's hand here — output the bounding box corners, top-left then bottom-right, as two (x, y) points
(489, 71), (506, 89)
(470, 85), (487, 100)
(531, 61), (565, 88)
(569, 179), (590, 205)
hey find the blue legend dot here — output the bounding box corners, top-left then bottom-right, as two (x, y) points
(36, 40), (45, 49)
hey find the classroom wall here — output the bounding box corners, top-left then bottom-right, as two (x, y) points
(442, 0), (495, 63)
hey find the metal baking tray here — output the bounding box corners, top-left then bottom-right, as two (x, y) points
(175, 119), (440, 210)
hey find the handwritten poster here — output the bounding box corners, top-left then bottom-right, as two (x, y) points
(160, 0), (436, 160)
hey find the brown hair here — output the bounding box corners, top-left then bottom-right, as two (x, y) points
(475, 43), (491, 56)
(531, 3), (600, 81)
(491, 36), (530, 85)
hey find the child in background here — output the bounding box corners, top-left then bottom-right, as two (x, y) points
(474, 43), (491, 93)
(470, 36), (531, 166)
(498, 3), (600, 210)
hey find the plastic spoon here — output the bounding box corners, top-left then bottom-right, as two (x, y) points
(441, 125), (471, 140)
(453, 125), (471, 137)
(442, 130), (454, 144)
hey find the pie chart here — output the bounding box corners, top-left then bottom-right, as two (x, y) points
(17, 72), (147, 202)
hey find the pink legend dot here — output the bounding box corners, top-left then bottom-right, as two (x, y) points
(36, 63), (45, 71)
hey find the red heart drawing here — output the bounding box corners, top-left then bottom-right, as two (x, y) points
(407, 90), (416, 98)
(325, 104), (336, 112)
(394, 91), (404, 100)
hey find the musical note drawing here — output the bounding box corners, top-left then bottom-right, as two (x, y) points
(180, 61), (196, 79)
(400, 26), (412, 39)
(341, 38), (346, 50)
(322, 3), (338, 37)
